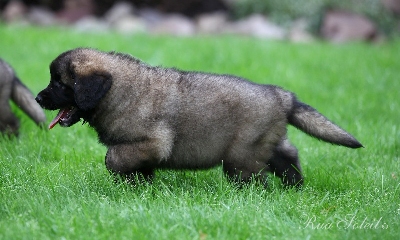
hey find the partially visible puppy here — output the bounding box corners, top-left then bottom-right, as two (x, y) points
(0, 58), (46, 136)
(36, 48), (362, 187)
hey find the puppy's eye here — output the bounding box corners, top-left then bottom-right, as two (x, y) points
(53, 80), (66, 90)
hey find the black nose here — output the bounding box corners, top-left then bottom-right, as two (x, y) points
(35, 95), (42, 104)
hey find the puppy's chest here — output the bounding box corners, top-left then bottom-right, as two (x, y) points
(92, 100), (162, 138)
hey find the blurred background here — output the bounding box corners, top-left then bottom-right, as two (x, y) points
(1, 0), (399, 43)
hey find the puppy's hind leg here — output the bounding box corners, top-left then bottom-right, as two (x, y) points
(269, 138), (303, 188)
(105, 144), (156, 184)
(222, 145), (270, 186)
(223, 162), (269, 187)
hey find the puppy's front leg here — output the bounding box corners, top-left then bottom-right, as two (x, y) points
(105, 144), (156, 183)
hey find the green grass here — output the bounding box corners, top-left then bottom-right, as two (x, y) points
(0, 24), (399, 239)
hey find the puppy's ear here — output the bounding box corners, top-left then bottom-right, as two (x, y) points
(74, 72), (112, 111)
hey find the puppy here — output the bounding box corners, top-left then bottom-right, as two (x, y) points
(36, 48), (362, 187)
(0, 58), (46, 136)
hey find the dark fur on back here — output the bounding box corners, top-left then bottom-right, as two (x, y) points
(36, 48), (362, 187)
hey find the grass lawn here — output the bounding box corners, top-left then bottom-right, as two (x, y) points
(0, 25), (399, 240)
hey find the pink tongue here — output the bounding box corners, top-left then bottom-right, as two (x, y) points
(48, 109), (69, 129)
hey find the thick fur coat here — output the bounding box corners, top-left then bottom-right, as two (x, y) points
(36, 48), (362, 186)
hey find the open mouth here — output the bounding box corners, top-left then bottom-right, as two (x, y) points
(48, 106), (78, 129)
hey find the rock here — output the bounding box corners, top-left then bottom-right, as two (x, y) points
(138, 8), (166, 25)
(26, 7), (56, 26)
(56, 0), (94, 23)
(288, 19), (314, 43)
(2, 0), (27, 22)
(225, 14), (286, 40)
(149, 14), (196, 36)
(196, 12), (228, 34)
(74, 16), (109, 32)
(320, 10), (378, 43)
(381, 0), (400, 15)
(113, 15), (146, 34)
(104, 2), (145, 34)
(104, 1), (135, 24)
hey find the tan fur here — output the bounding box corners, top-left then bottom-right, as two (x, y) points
(36, 48), (362, 186)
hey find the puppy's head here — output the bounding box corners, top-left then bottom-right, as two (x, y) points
(36, 48), (112, 129)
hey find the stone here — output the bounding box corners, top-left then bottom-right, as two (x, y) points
(74, 16), (109, 32)
(149, 14), (196, 36)
(381, 0), (400, 15)
(2, 0), (27, 22)
(56, 0), (94, 23)
(138, 8), (165, 26)
(225, 14), (286, 40)
(26, 7), (56, 26)
(103, 2), (145, 34)
(288, 19), (314, 43)
(196, 12), (228, 34)
(113, 15), (146, 34)
(320, 10), (378, 42)
(104, 1), (135, 25)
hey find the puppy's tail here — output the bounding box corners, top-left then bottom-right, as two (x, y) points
(287, 98), (363, 148)
(11, 77), (46, 126)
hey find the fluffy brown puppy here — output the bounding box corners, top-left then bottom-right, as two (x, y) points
(36, 48), (362, 187)
(0, 58), (46, 136)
